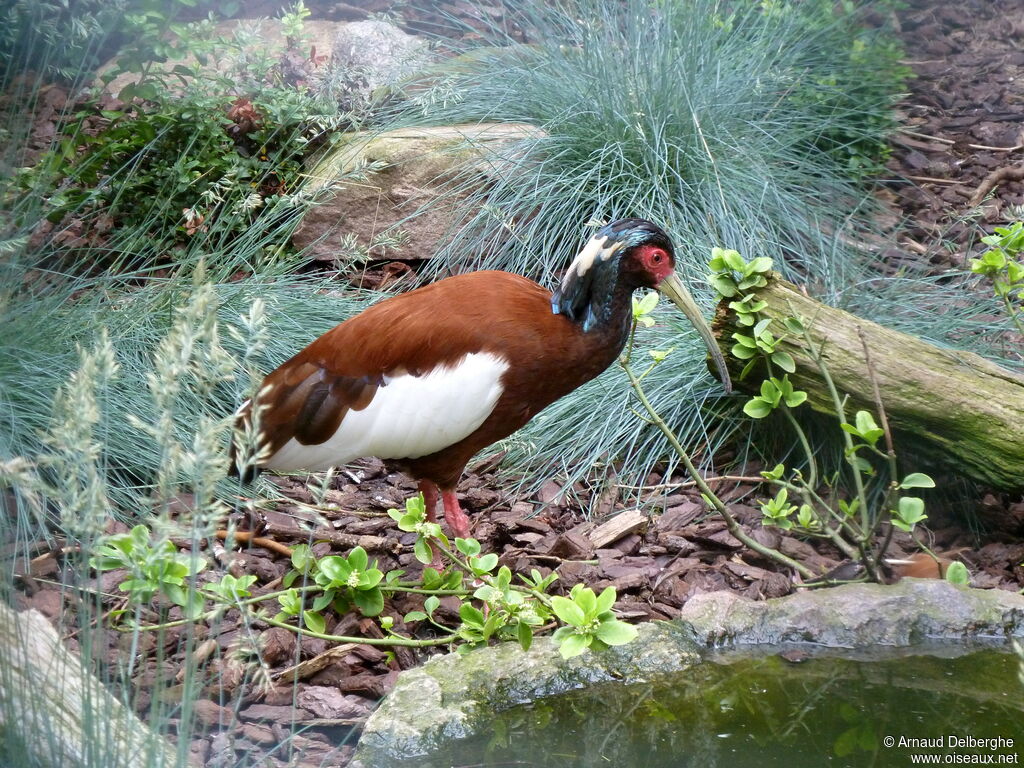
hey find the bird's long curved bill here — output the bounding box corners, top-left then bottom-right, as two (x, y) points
(658, 273), (733, 393)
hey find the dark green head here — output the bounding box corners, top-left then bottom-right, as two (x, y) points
(552, 218), (732, 392)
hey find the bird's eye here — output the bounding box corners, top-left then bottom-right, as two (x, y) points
(652, 252), (663, 263)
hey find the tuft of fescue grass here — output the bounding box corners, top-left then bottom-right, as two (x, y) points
(374, 0), (910, 492)
(370, 0), (1022, 498)
(0, 272), (369, 768)
(395, 0), (903, 283)
(0, 260), (380, 512)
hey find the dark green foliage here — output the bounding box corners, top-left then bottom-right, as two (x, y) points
(0, 0), (229, 84)
(11, 87), (324, 256)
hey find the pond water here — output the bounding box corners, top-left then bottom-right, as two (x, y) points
(403, 648), (1023, 768)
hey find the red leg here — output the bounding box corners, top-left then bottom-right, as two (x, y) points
(441, 488), (471, 540)
(418, 479), (440, 524)
(418, 479), (445, 570)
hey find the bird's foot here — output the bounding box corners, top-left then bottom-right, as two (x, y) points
(441, 488), (471, 540)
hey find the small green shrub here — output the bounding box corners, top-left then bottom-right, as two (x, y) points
(89, 495), (636, 660)
(971, 221), (1024, 337)
(621, 251), (942, 583)
(6, 18), (345, 270)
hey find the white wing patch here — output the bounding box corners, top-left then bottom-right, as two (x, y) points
(264, 352), (509, 472)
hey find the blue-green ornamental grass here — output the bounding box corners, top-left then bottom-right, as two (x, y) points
(380, 0), (920, 494)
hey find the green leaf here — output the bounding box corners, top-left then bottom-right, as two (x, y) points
(357, 569), (384, 590)
(897, 496), (927, 525)
(898, 472), (935, 489)
(636, 291), (659, 316)
(517, 620), (533, 652)
(455, 537), (480, 556)
(312, 592), (333, 612)
(851, 456), (875, 475)
(711, 275), (738, 298)
(783, 316), (805, 333)
(413, 538), (434, 565)
(404, 611), (427, 622)
(290, 543), (312, 572)
(302, 610), (326, 635)
(595, 619), (638, 646)
(472, 553), (499, 574)
(752, 318), (772, 337)
(723, 250), (747, 271)
(573, 587), (597, 617)
(754, 333), (776, 352)
(353, 587), (384, 617)
(746, 256), (773, 274)
(852, 411), (884, 445)
(424, 595), (440, 617)
(784, 390), (807, 408)
(421, 568), (443, 589)
(796, 505), (817, 529)
(743, 397), (773, 419)
(731, 343), (757, 360)
(348, 547), (368, 571)
(278, 589), (301, 615)
(496, 566), (512, 591)
(180, 589), (206, 621)
(595, 586), (617, 615)
(459, 603), (486, 627)
(834, 727), (860, 758)
(759, 378), (781, 404)
(318, 556), (350, 584)
(557, 632), (592, 659)
(945, 561), (970, 585)
(771, 350), (796, 373)
(648, 348), (672, 362)
(550, 596), (586, 626)
(737, 274), (768, 291)
(162, 583), (188, 609)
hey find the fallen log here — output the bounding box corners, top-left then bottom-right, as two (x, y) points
(712, 274), (1024, 491)
(0, 602), (183, 768)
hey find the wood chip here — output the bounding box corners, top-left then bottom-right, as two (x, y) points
(587, 509), (648, 548)
(272, 643), (359, 685)
(545, 529), (595, 560)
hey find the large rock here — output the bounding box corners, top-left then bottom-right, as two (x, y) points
(678, 578), (1024, 647)
(0, 605), (179, 768)
(292, 123), (542, 264)
(96, 18), (427, 103)
(323, 20), (429, 109)
(354, 621), (702, 767)
(354, 580), (1024, 766)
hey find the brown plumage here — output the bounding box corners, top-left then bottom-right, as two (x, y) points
(232, 219), (730, 542)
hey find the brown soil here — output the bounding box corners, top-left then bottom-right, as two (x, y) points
(8, 1), (1024, 767)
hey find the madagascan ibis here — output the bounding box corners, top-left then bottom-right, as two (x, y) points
(233, 219), (731, 539)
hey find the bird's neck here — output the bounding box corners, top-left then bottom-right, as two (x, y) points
(560, 266), (636, 347)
